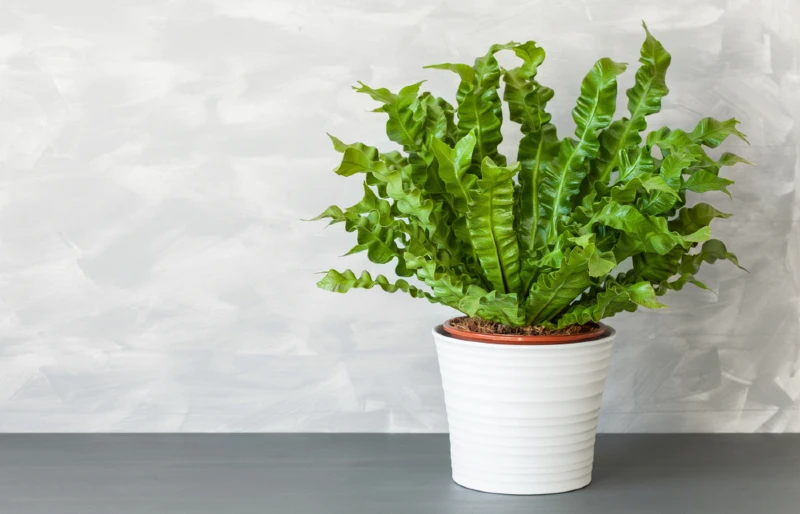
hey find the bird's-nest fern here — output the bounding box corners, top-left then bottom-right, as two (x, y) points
(312, 22), (750, 329)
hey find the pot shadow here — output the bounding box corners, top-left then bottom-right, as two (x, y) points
(590, 434), (780, 488)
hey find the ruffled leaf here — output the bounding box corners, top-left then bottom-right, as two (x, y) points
(571, 233), (616, 277)
(502, 41), (546, 134)
(425, 44), (513, 174)
(718, 152), (754, 167)
(681, 239), (747, 272)
(588, 248), (617, 277)
(333, 143), (384, 177)
(689, 117), (748, 148)
(309, 205), (346, 226)
(668, 203), (731, 235)
(317, 269), (435, 301)
(467, 158), (522, 294)
(354, 81), (426, 150)
(524, 246), (594, 324)
(540, 58), (627, 242)
(594, 22), (671, 183)
(504, 41), (560, 255)
(652, 239), (747, 296)
(682, 170), (734, 197)
(589, 201), (708, 255)
(610, 175), (680, 205)
(632, 248), (683, 282)
(458, 286), (523, 325)
(432, 131), (478, 215)
(517, 122), (559, 253)
(617, 147), (656, 183)
(556, 281), (666, 328)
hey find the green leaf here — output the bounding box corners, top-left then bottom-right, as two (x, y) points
(589, 200), (707, 255)
(381, 150), (408, 169)
(333, 145), (384, 177)
(588, 248), (617, 277)
(517, 123), (559, 254)
(683, 226), (712, 243)
(354, 81), (427, 150)
(502, 41), (546, 134)
(513, 41), (547, 78)
(645, 126), (672, 149)
(570, 233), (616, 277)
(617, 147), (656, 183)
(661, 149), (693, 187)
(473, 42), (518, 87)
(310, 183), (414, 275)
(432, 131), (478, 215)
(540, 58), (627, 242)
(340, 219), (399, 264)
(317, 269), (434, 301)
(347, 182), (394, 224)
(556, 281), (666, 328)
(594, 22), (671, 183)
(682, 239), (747, 272)
(458, 87), (505, 173)
(639, 147), (694, 213)
(524, 246), (593, 324)
(327, 134), (349, 152)
(642, 175), (680, 197)
(504, 42), (560, 255)
(458, 286), (523, 325)
(418, 94), (450, 150)
(632, 248), (683, 282)
(682, 170), (735, 197)
(650, 128), (731, 180)
(467, 158), (522, 294)
(371, 166), (436, 228)
(673, 274), (715, 294)
(343, 223), (399, 265)
(652, 239), (745, 297)
(403, 249), (475, 305)
(308, 205), (346, 226)
(570, 232), (595, 249)
(689, 117), (748, 148)
(718, 152), (754, 167)
(669, 203), (731, 234)
(424, 63), (475, 83)
(610, 174), (680, 206)
(342, 211), (400, 265)
(426, 44), (513, 174)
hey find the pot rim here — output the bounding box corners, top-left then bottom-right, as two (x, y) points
(441, 318), (609, 345)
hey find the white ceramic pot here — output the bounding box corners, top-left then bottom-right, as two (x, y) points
(433, 324), (616, 495)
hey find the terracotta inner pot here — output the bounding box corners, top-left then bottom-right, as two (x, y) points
(442, 319), (608, 345)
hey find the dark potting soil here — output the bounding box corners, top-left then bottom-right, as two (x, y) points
(448, 316), (599, 336)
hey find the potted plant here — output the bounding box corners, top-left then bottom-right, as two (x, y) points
(311, 22), (749, 495)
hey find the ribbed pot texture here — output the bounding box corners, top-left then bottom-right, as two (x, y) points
(433, 324), (616, 495)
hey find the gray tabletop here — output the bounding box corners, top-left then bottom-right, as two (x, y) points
(1, 434), (798, 513)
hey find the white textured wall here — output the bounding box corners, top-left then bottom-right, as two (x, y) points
(0, 0), (798, 432)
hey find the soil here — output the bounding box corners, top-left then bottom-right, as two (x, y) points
(448, 316), (599, 337)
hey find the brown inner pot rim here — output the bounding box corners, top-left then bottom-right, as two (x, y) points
(442, 319), (609, 345)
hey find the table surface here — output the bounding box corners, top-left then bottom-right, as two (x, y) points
(0, 434), (798, 513)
